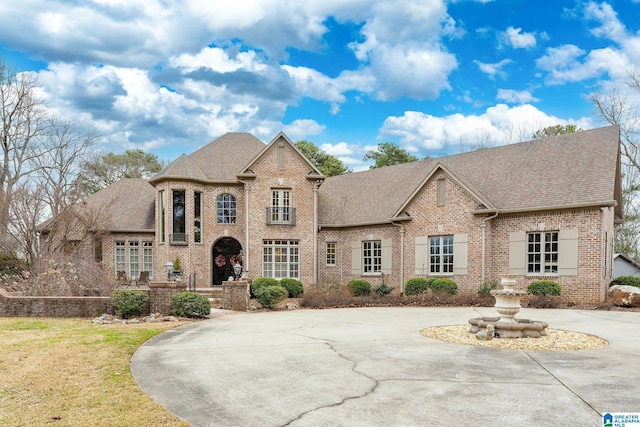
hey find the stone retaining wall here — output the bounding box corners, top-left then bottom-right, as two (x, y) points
(0, 288), (112, 317)
(0, 281), (188, 318)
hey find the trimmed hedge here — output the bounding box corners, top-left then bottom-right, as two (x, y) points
(171, 292), (211, 318)
(405, 278), (429, 295)
(429, 278), (457, 295)
(279, 278), (304, 297)
(610, 276), (640, 288)
(405, 278), (458, 295)
(251, 277), (279, 297)
(255, 285), (288, 309)
(110, 290), (148, 319)
(347, 279), (371, 296)
(527, 280), (561, 296)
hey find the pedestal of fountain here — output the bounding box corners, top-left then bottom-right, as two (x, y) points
(469, 277), (549, 339)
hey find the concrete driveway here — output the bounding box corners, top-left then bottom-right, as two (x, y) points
(131, 307), (639, 426)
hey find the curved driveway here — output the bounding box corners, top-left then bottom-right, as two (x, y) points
(131, 307), (639, 426)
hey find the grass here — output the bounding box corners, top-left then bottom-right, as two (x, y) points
(0, 318), (190, 427)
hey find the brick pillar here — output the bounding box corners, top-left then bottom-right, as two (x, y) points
(222, 280), (250, 311)
(149, 281), (187, 315)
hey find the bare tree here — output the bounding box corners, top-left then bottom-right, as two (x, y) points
(6, 180), (49, 264)
(0, 59), (47, 249)
(32, 116), (98, 217)
(590, 71), (640, 260)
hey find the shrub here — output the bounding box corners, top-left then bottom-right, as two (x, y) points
(405, 278), (429, 295)
(374, 283), (394, 296)
(110, 290), (148, 319)
(347, 279), (371, 296)
(610, 276), (640, 288)
(251, 277), (279, 297)
(429, 278), (458, 295)
(279, 278), (304, 297)
(254, 285), (288, 309)
(477, 281), (498, 295)
(527, 280), (561, 296)
(171, 292), (211, 318)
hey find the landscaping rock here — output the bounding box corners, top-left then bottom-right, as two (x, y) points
(608, 285), (640, 307)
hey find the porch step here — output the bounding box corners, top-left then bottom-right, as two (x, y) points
(194, 287), (223, 298)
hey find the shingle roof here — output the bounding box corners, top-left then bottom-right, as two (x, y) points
(319, 126), (621, 227)
(150, 133), (266, 183)
(39, 178), (156, 232)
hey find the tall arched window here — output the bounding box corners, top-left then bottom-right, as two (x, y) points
(217, 194), (236, 223)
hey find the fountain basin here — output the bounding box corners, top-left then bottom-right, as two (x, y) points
(469, 316), (549, 338)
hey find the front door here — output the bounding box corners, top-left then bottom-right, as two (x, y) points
(212, 238), (242, 286)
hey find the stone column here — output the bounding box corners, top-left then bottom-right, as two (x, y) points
(222, 280), (250, 311)
(149, 281), (187, 315)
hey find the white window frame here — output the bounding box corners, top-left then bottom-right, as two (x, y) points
(129, 241), (140, 279)
(216, 193), (236, 224)
(262, 240), (299, 279)
(115, 241), (125, 273)
(430, 235), (454, 274)
(527, 231), (558, 274)
(270, 189), (291, 224)
(143, 242), (153, 278)
(363, 240), (382, 274)
(326, 242), (336, 266)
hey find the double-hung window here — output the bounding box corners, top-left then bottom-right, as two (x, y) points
(527, 231), (558, 274)
(143, 242), (153, 277)
(129, 241), (139, 279)
(326, 242), (336, 266)
(262, 240), (299, 278)
(115, 241), (125, 273)
(217, 194), (236, 224)
(430, 235), (453, 274)
(363, 240), (382, 274)
(270, 189), (291, 224)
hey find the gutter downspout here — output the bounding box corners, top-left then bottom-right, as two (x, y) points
(480, 212), (499, 284)
(392, 222), (406, 295)
(313, 182), (321, 285)
(238, 179), (251, 278)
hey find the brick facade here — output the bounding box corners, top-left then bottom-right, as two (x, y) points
(39, 131), (620, 304)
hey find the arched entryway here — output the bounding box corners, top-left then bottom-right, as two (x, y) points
(212, 237), (242, 286)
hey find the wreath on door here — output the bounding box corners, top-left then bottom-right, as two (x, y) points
(230, 254), (242, 266)
(215, 255), (226, 267)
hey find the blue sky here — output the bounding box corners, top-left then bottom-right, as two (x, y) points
(1, 0), (639, 170)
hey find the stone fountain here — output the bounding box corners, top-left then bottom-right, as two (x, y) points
(469, 277), (548, 339)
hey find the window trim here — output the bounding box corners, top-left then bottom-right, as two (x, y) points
(429, 235), (454, 275)
(326, 242), (337, 266)
(216, 193), (237, 224)
(262, 239), (299, 279)
(527, 231), (559, 275)
(362, 240), (382, 275)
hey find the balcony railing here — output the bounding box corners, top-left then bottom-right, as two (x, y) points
(169, 233), (188, 245)
(266, 207), (296, 225)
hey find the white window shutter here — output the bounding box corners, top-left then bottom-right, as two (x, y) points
(559, 229), (579, 276)
(415, 236), (429, 275)
(381, 239), (392, 275)
(351, 241), (361, 275)
(453, 233), (468, 275)
(509, 231), (526, 275)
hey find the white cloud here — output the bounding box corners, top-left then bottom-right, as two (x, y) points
(347, 0), (459, 100)
(282, 120), (325, 141)
(474, 59), (512, 79)
(496, 89), (539, 104)
(502, 26), (536, 49)
(379, 104), (593, 156)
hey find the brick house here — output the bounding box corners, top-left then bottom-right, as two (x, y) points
(40, 126), (622, 302)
